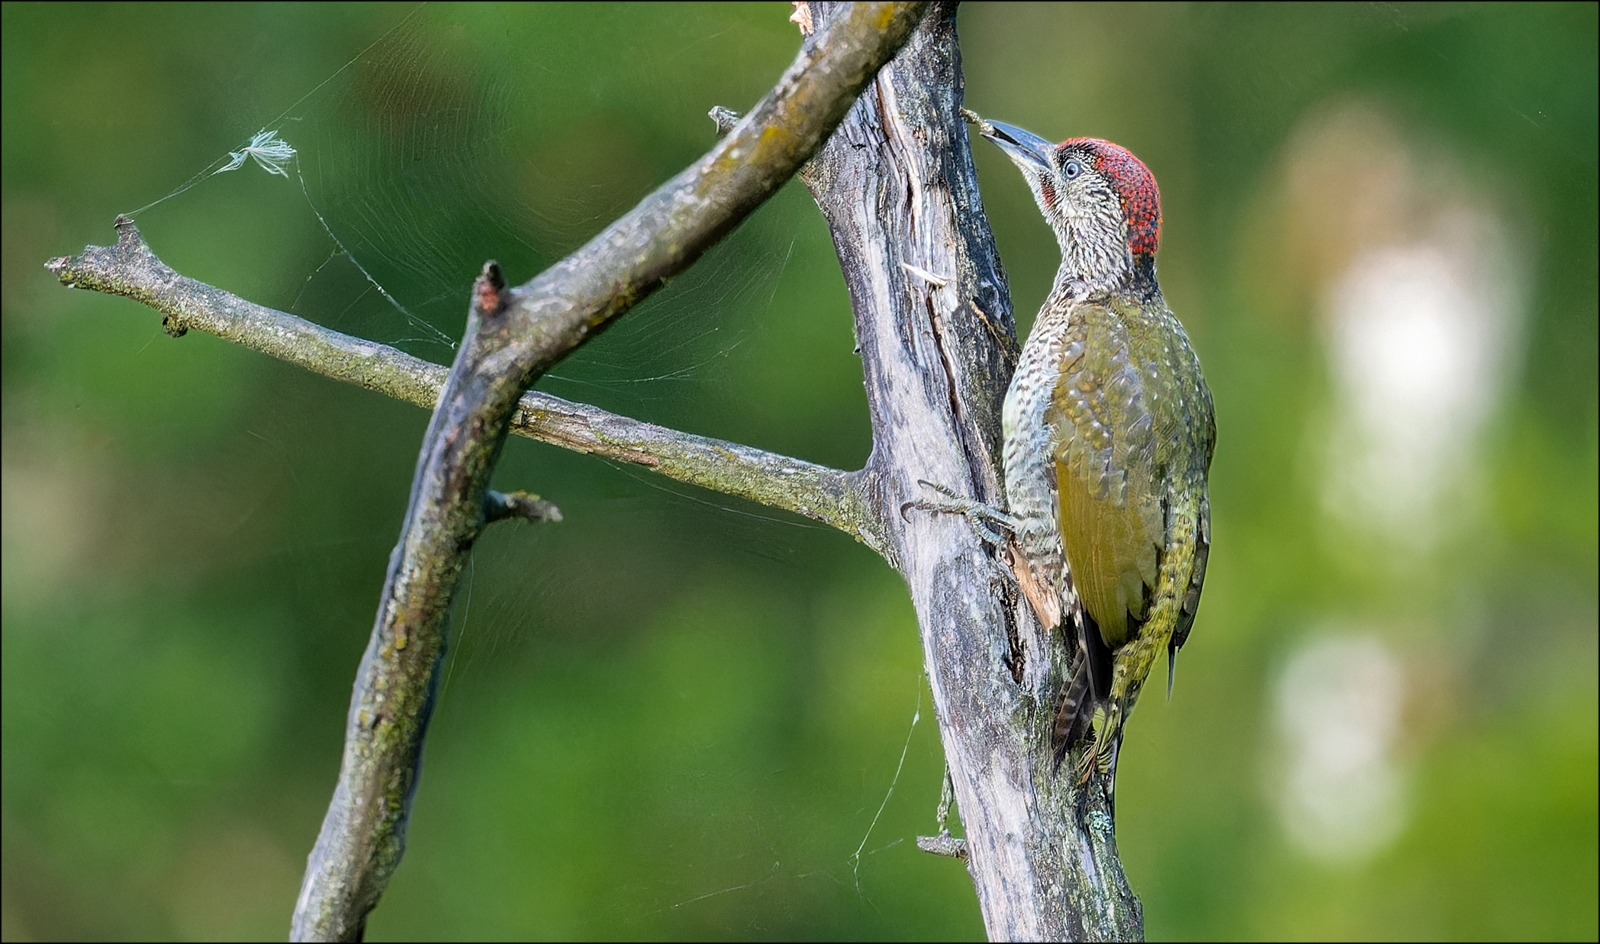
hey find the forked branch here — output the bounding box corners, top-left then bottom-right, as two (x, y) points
(48, 4), (925, 940)
(295, 4), (924, 937)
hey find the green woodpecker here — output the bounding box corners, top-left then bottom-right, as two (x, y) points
(980, 118), (1215, 777)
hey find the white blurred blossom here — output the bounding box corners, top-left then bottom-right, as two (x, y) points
(1321, 210), (1522, 548)
(1273, 633), (1408, 863)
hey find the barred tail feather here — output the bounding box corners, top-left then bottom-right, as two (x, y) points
(1050, 661), (1092, 771)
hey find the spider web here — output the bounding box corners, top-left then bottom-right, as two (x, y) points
(117, 0), (884, 602)
(124, 3), (791, 382)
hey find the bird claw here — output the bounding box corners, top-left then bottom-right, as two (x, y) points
(903, 480), (1016, 546)
(1072, 719), (1121, 786)
(1074, 749), (1099, 785)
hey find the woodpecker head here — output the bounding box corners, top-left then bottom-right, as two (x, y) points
(981, 119), (1161, 293)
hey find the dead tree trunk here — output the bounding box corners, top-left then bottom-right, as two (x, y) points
(802, 4), (1141, 939)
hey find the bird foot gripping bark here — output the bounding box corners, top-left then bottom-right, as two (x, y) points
(908, 483), (1123, 788)
(1050, 628), (1125, 785)
(900, 479), (1017, 546)
(902, 481), (1060, 626)
(903, 480), (1069, 660)
(1073, 712), (1122, 785)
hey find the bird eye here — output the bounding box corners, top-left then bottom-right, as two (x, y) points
(1062, 159), (1083, 179)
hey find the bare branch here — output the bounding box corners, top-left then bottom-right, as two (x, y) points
(494, 1), (928, 383)
(46, 222), (880, 550)
(515, 393), (884, 551)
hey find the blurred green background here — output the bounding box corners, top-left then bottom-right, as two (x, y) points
(3, 3), (1595, 940)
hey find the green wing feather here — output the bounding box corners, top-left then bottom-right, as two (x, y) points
(1050, 291), (1215, 770)
(1050, 297), (1164, 649)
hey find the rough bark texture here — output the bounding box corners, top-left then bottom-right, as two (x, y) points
(802, 3), (1142, 939)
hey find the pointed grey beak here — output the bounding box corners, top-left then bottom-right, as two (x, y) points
(980, 119), (1055, 174)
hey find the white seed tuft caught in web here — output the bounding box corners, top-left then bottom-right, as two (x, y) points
(223, 129), (297, 178)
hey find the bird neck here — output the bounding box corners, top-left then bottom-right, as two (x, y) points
(1051, 205), (1161, 301)
(1050, 248), (1160, 304)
